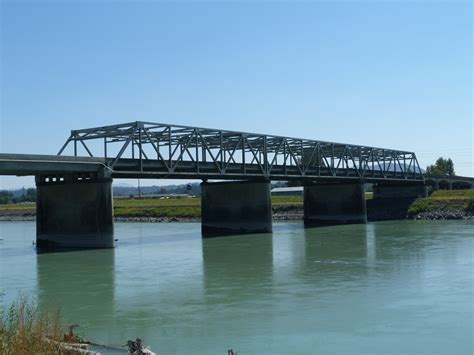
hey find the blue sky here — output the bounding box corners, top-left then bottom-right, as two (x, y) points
(1, 0), (472, 189)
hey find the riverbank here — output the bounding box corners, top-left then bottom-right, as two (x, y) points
(0, 205), (304, 222)
(0, 190), (472, 222)
(407, 190), (473, 220)
(0, 196), (305, 222)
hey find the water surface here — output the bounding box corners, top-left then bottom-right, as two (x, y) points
(0, 221), (472, 354)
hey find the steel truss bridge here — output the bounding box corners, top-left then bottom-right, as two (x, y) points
(44, 121), (423, 183)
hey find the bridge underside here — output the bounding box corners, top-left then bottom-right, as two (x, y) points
(30, 175), (432, 249)
(1, 153), (423, 184)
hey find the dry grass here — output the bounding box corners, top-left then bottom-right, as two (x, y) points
(113, 196), (306, 218)
(0, 296), (70, 354)
(0, 203), (36, 216)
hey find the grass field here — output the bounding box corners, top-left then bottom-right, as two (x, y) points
(0, 190), (472, 218)
(0, 203), (36, 216)
(113, 195), (305, 218)
(0, 196), (305, 219)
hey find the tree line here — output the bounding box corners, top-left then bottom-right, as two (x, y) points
(0, 188), (36, 204)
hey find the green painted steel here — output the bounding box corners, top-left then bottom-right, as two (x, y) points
(56, 121), (425, 183)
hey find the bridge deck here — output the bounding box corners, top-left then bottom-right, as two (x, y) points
(0, 153), (104, 176)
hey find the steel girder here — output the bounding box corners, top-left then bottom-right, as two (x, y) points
(57, 121), (424, 182)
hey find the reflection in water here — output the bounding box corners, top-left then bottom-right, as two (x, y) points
(201, 233), (275, 350)
(272, 223), (307, 280)
(36, 248), (115, 343)
(202, 233), (273, 302)
(1, 220), (472, 354)
(112, 225), (204, 348)
(301, 224), (369, 284)
(366, 223), (377, 268)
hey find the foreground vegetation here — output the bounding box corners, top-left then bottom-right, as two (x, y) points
(0, 297), (68, 354)
(408, 190), (474, 216)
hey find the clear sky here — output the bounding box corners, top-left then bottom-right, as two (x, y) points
(1, 0), (472, 189)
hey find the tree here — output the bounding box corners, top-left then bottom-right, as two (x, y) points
(24, 188), (36, 202)
(426, 157), (455, 176)
(0, 191), (14, 204)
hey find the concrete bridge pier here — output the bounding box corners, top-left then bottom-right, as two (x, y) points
(303, 182), (367, 226)
(367, 183), (427, 221)
(372, 183), (428, 199)
(201, 180), (272, 237)
(36, 174), (114, 249)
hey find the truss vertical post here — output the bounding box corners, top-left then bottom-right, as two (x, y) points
(138, 124), (143, 172)
(242, 135), (246, 175)
(220, 131), (223, 171)
(331, 144), (335, 176)
(168, 127), (172, 167)
(195, 131), (199, 173)
(264, 135), (268, 177)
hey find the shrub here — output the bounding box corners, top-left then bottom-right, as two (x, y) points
(465, 197), (474, 212)
(0, 296), (65, 354)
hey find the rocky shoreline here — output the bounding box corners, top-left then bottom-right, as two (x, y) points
(411, 211), (473, 220)
(0, 214), (304, 222)
(0, 215), (36, 221)
(0, 211), (471, 222)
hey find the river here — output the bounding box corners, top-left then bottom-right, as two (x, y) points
(0, 221), (472, 354)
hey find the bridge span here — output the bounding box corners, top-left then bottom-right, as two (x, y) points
(0, 121), (431, 248)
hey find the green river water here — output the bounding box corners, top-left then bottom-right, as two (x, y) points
(0, 221), (472, 354)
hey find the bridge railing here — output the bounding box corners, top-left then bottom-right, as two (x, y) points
(57, 121), (424, 182)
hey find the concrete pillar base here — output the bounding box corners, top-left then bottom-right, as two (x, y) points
(36, 175), (114, 249)
(304, 182), (367, 226)
(201, 180), (272, 237)
(372, 184), (428, 199)
(367, 183), (427, 221)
